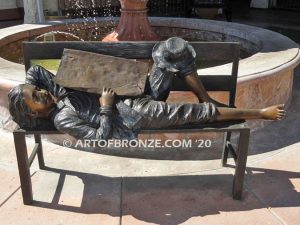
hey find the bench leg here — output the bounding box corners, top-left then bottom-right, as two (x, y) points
(221, 132), (231, 166)
(13, 131), (33, 205)
(34, 134), (45, 169)
(232, 129), (250, 200)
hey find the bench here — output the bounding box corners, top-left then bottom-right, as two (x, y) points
(191, 0), (232, 21)
(14, 41), (249, 205)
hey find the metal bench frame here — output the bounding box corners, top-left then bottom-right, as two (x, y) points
(14, 41), (249, 205)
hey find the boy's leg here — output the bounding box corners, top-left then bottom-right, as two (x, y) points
(181, 72), (211, 103)
(146, 63), (221, 106)
(145, 65), (174, 101)
(216, 105), (285, 121)
(182, 72), (228, 107)
(134, 99), (217, 129)
(146, 66), (212, 103)
(134, 99), (285, 129)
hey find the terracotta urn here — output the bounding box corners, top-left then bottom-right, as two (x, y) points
(102, 0), (160, 42)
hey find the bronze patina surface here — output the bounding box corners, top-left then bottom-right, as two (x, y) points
(54, 49), (151, 96)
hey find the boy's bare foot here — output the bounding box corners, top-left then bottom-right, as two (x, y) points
(260, 104), (285, 120)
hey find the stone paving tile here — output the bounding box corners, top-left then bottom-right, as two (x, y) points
(43, 141), (225, 178)
(0, 168), (20, 205)
(0, 130), (34, 167)
(0, 130), (123, 225)
(0, 129), (58, 171)
(0, 169), (121, 225)
(245, 147), (300, 225)
(0, 63), (25, 80)
(121, 169), (282, 225)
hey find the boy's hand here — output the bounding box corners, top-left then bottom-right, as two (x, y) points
(100, 87), (115, 106)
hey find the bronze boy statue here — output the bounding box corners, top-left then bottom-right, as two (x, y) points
(8, 37), (285, 141)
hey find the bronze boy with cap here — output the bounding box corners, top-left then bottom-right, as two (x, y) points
(8, 37), (285, 141)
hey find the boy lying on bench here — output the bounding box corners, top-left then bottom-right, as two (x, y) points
(8, 37), (285, 141)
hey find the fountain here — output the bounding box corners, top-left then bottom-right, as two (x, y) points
(34, 31), (84, 42)
(102, 0), (160, 41)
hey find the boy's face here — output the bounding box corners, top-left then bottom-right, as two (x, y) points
(22, 84), (55, 116)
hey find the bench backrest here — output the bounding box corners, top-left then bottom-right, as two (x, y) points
(23, 41), (240, 106)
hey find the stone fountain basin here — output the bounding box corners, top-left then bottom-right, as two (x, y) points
(0, 18), (299, 132)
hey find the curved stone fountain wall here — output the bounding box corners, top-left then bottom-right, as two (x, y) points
(0, 17), (299, 131)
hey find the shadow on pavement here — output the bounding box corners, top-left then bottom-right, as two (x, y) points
(30, 165), (300, 225)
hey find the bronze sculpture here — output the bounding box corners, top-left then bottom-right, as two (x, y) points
(8, 37), (285, 141)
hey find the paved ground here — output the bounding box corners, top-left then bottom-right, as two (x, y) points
(0, 66), (299, 224)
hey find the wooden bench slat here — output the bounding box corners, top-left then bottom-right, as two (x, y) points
(23, 41), (240, 71)
(15, 120), (246, 135)
(172, 75), (236, 91)
(140, 120), (247, 133)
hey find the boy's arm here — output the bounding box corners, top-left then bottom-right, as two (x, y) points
(25, 65), (66, 97)
(54, 87), (115, 141)
(54, 105), (113, 140)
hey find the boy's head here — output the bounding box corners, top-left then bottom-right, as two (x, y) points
(8, 84), (55, 129)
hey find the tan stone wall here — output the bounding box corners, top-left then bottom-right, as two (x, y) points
(0, 23), (116, 63)
(0, 39), (28, 63)
(0, 0), (17, 9)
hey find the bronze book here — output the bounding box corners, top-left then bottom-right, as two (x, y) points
(54, 49), (151, 96)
